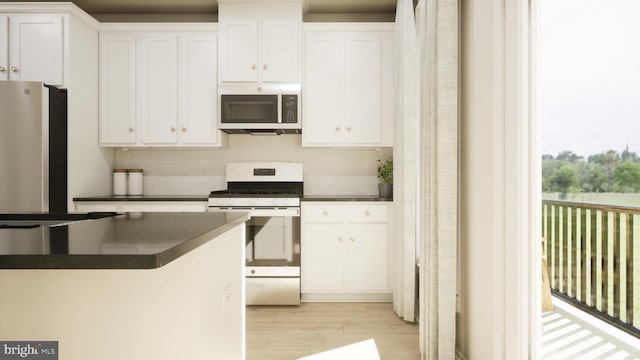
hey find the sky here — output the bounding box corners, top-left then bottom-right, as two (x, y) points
(539, 0), (640, 159)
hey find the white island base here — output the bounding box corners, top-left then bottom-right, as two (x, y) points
(0, 224), (245, 360)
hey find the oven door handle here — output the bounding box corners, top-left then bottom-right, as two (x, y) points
(208, 207), (300, 217)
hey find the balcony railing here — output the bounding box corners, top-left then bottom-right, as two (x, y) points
(542, 200), (640, 337)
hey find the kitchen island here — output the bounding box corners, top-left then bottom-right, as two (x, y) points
(0, 212), (248, 360)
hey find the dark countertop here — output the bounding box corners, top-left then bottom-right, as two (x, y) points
(302, 195), (393, 202)
(73, 195), (208, 201)
(0, 212), (249, 269)
(75, 195), (393, 202)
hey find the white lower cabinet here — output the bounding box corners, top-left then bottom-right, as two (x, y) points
(301, 202), (392, 301)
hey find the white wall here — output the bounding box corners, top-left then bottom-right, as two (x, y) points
(114, 135), (392, 196)
(67, 12), (114, 209)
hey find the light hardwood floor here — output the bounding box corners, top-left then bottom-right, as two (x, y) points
(246, 302), (420, 360)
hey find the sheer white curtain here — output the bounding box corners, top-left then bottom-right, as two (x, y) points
(417, 0), (459, 358)
(393, 0), (420, 322)
(393, 0), (459, 358)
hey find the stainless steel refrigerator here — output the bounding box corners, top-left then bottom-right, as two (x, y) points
(0, 81), (68, 213)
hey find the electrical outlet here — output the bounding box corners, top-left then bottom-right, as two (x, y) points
(223, 284), (232, 308)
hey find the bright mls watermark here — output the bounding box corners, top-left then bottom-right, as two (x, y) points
(0, 342), (57, 359)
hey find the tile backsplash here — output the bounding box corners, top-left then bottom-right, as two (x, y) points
(114, 135), (392, 196)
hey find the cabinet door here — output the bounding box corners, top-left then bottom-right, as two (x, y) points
(301, 223), (345, 292)
(260, 19), (299, 83)
(346, 222), (389, 292)
(9, 15), (64, 85)
(99, 33), (136, 145)
(302, 32), (345, 146)
(345, 33), (382, 145)
(178, 34), (220, 145)
(0, 16), (7, 81)
(219, 19), (258, 82)
(138, 34), (178, 145)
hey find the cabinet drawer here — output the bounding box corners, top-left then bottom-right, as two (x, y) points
(302, 203), (388, 223)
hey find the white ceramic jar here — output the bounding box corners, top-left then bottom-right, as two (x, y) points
(113, 169), (127, 195)
(127, 169), (144, 196)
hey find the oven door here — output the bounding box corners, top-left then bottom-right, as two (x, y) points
(244, 212), (300, 267)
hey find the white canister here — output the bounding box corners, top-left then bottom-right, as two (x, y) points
(127, 169), (144, 196)
(113, 169), (127, 196)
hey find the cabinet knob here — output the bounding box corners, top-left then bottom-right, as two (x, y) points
(251, 64), (256, 70)
(347, 126), (352, 132)
(263, 64), (268, 70)
(171, 127), (176, 132)
(0, 66), (5, 72)
(338, 237), (343, 242)
(323, 210), (328, 216)
(365, 211), (370, 216)
(335, 127), (340, 132)
(11, 66), (18, 73)
(182, 127), (187, 132)
(350, 237), (355, 242)
(128, 127), (134, 133)
(257, 86), (262, 92)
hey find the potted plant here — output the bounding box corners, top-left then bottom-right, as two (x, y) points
(377, 159), (393, 199)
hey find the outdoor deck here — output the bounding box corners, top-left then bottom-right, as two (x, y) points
(543, 297), (640, 359)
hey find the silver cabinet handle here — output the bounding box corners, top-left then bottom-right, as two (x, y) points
(364, 211), (370, 216)
(323, 210), (328, 216)
(251, 64), (256, 70)
(263, 64), (268, 70)
(0, 66), (5, 72)
(11, 66), (18, 72)
(335, 127), (340, 132)
(128, 127), (134, 133)
(171, 127), (176, 132)
(347, 126), (352, 131)
(182, 127), (187, 132)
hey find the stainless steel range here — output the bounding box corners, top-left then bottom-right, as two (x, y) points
(208, 162), (303, 305)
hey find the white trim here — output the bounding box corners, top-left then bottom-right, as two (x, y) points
(0, 2), (99, 30)
(302, 22), (394, 32)
(494, 0), (540, 358)
(99, 23), (218, 33)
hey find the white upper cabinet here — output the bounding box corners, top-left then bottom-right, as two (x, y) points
(0, 16), (8, 80)
(138, 34), (179, 145)
(99, 26), (223, 148)
(216, 0), (302, 84)
(99, 33), (136, 145)
(179, 35), (219, 145)
(219, 18), (300, 84)
(302, 24), (394, 148)
(260, 19), (300, 83)
(0, 14), (63, 85)
(218, 19), (258, 82)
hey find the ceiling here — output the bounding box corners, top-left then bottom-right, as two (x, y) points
(17, 0), (397, 17)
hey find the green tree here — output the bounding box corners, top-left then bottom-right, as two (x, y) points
(621, 145), (639, 163)
(549, 164), (579, 193)
(577, 162), (608, 192)
(556, 150), (583, 163)
(542, 159), (565, 192)
(613, 161), (640, 192)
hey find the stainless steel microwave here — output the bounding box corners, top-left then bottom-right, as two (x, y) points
(218, 84), (301, 135)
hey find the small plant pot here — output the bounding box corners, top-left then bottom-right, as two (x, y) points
(378, 183), (393, 199)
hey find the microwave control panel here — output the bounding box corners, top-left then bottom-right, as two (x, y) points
(281, 95), (298, 124)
